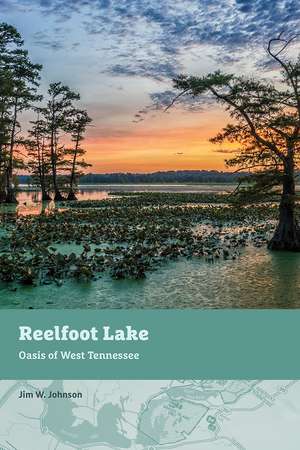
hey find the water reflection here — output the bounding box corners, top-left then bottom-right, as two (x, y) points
(5, 184), (233, 216)
(0, 188), (110, 216)
(268, 251), (300, 308)
(0, 197), (56, 217)
(17, 188), (110, 203)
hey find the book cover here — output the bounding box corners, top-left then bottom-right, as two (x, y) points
(0, 1), (300, 448)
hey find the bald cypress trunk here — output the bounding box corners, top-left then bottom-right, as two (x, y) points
(0, 146), (6, 203)
(37, 141), (51, 202)
(50, 111), (63, 202)
(5, 98), (18, 204)
(268, 155), (300, 251)
(67, 134), (79, 201)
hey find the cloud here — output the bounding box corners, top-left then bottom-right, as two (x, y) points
(0, 0), (12, 10)
(107, 60), (181, 81)
(5, 0), (300, 78)
(4, 0), (300, 108)
(150, 89), (214, 111)
(32, 28), (81, 52)
(35, 1), (300, 79)
(130, 88), (215, 123)
(32, 31), (64, 50)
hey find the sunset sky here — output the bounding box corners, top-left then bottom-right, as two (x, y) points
(2, 0), (300, 172)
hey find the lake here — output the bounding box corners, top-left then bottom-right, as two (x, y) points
(0, 184), (300, 309)
(5, 184), (234, 216)
(0, 246), (299, 309)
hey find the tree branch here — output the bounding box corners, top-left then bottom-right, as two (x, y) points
(208, 86), (285, 160)
(164, 89), (190, 112)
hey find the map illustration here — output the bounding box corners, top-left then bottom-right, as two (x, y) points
(0, 380), (299, 449)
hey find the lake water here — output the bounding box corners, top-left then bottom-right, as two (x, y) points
(1, 184), (300, 309)
(1, 246), (300, 309)
(0, 184), (234, 216)
(19, 183), (235, 195)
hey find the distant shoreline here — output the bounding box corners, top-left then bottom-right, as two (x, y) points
(19, 182), (238, 188)
(15, 182), (300, 196)
(17, 170), (249, 187)
(17, 183), (238, 193)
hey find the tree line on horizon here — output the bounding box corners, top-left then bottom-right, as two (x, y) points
(19, 170), (247, 185)
(0, 22), (92, 203)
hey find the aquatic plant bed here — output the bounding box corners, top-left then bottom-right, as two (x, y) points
(0, 193), (279, 289)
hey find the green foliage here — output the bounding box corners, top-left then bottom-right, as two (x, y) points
(64, 109), (92, 195)
(0, 22), (42, 202)
(0, 23), (92, 202)
(172, 36), (300, 206)
(171, 35), (300, 249)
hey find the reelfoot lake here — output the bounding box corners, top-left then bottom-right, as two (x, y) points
(0, 183), (300, 309)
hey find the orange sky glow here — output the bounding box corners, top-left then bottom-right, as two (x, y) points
(6, 0), (296, 175)
(84, 109), (236, 173)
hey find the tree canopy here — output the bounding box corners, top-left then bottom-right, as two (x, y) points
(0, 23), (92, 203)
(170, 33), (300, 250)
